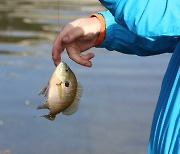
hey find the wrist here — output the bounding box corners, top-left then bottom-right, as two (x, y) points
(89, 14), (106, 46)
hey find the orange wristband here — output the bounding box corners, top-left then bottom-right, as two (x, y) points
(89, 14), (105, 46)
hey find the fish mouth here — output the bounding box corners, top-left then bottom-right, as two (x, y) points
(56, 61), (69, 79)
(59, 61), (67, 68)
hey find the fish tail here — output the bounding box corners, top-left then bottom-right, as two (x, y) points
(42, 114), (56, 121)
(34, 114), (56, 121)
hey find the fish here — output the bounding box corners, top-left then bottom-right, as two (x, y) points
(37, 62), (82, 121)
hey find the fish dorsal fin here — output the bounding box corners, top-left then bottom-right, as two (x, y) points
(38, 84), (49, 97)
(62, 83), (82, 115)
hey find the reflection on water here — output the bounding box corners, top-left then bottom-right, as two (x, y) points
(0, 0), (171, 154)
(0, 0), (103, 55)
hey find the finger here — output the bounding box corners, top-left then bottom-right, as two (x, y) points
(66, 47), (93, 67)
(52, 35), (63, 66)
(53, 23), (75, 49)
(52, 44), (66, 66)
(52, 51), (60, 67)
(80, 53), (94, 60)
(52, 24), (76, 66)
(62, 26), (84, 44)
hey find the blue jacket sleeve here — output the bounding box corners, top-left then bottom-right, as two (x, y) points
(97, 11), (179, 56)
(99, 0), (180, 37)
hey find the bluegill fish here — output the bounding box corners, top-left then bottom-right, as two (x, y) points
(37, 62), (82, 121)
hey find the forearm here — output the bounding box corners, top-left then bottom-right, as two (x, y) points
(94, 11), (179, 56)
(99, 0), (180, 37)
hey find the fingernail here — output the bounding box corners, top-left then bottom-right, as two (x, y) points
(63, 36), (69, 42)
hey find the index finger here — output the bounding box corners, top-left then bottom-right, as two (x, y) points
(52, 24), (75, 66)
(52, 32), (64, 66)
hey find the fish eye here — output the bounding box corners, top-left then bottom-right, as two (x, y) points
(65, 81), (69, 87)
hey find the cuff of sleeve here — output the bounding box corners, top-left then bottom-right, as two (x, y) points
(89, 14), (106, 46)
(95, 11), (117, 50)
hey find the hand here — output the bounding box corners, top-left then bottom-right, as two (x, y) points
(52, 17), (101, 67)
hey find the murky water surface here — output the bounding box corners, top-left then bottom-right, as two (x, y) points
(0, 0), (171, 154)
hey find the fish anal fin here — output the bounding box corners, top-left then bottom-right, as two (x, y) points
(62, 83), (82, 115)
(37, 101), (49, 109)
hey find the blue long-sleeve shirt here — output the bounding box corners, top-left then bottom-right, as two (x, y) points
(99, 0), (180, 37)
(96, 0), (180, 154)
(98, 11), (179, 56)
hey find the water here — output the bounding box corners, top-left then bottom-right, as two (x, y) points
(0, 0), (172, 154)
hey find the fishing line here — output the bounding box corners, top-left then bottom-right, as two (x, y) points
(58, 0), (65, 61)
(58, 0), (62, 60)
(58, 0), (60, 31)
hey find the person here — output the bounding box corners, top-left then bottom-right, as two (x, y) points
(52, 0), (180, 154)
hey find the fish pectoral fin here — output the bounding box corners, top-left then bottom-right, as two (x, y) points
(56, 81), (62, 86)
(39, 84), (49, 97)
(43, 114), (56, 121)
(37, 101), (49, 109)
(62, 83), (83, 115)
(56, 82), (62, 94)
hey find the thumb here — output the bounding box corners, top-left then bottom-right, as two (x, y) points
(62, 27), (84, 43)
